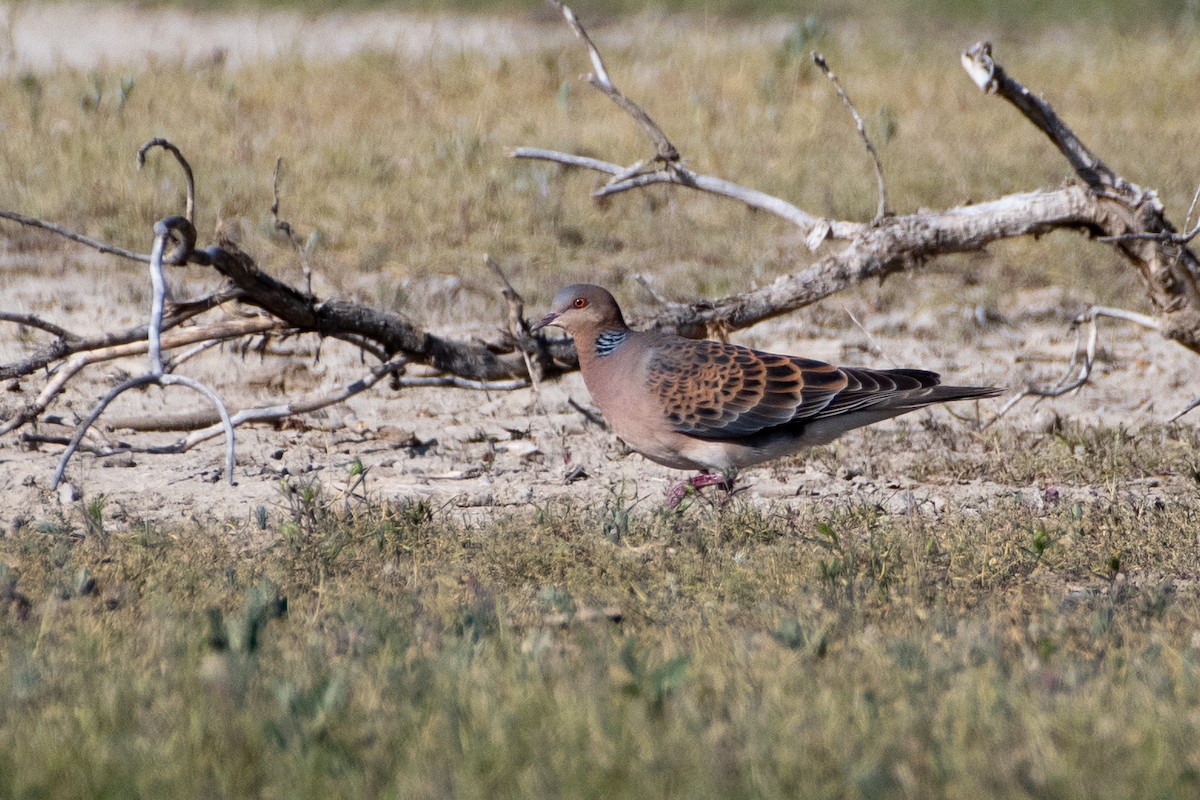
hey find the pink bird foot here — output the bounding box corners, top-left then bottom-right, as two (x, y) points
(666, 471), (735, 509)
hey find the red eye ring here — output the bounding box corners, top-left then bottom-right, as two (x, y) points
(573, 297), (588, 309)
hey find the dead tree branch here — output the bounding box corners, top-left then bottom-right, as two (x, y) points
(138, 356), (408, 453)
(960, 42), (1120, 193)
(551, 0), (678, 163)
(1, 128), (575, 483)
(514, 5), (1200, 390)
(0, 316), (280, 437)
(139, 137), (197, 225)
(0, 209), (148, 263)
(52, 217), (238, 489)
(0, 312), (78, 341)
(960, 41), (1200, 356)
(812, 52), (890, 224)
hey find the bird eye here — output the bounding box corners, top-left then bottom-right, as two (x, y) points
(573, 297), (588, 309)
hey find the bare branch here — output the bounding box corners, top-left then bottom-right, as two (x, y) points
(0, 209), (148, 263)
(396, 375), (530, 391)
(963, 41), (1200, 355)
(144, 358), (407, 451)
(138, 137), (196, 224)
(962, 41), (1122, 192)
(0, 317), (279, 437)
(812, 52), (890, 224)
(1170, 395), (1200, 423)
(0, 291), (253, 383)
(0, 312), (78, 341)
(510, 147), (859, 243)
(550, 0), (678, 162)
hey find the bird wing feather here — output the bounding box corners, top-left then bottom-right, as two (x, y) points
(646, 338), (849, 439)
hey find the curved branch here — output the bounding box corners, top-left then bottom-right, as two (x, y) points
(51, 222), (238, 489)
(149, 358), (406, 450)
(51, 373), (161, 489)
(138, 138), (197, 224)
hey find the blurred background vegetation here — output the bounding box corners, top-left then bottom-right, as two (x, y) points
(151, 0), (1200, 29)
(6, 0), (1200, 326)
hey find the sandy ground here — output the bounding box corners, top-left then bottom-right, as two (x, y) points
(2, 4), (1197, 529)
(3, 242), (1193, 530)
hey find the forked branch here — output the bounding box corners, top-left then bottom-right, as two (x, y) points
(52, 217), (238, 489)
(513, 8), (1200, 390)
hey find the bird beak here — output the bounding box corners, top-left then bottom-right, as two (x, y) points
(530, 311), (560, 333)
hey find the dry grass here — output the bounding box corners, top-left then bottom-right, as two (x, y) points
(4, 13), (1200, 322)
(3, 482), (1200, 798)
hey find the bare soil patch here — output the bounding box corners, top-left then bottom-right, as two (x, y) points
(3, 244), (1193, 529)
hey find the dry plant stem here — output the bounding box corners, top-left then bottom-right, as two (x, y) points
(486, 254), (549, 394)
(1099, 184), (1200, 245)
(567, 397), (606, 427)
(52, 221), (237, 489)
(1171, 395), (1200, 422)
(272, 157), (314, 297)
(812, 52), (890, 224)
(985, 306), (1160, 425)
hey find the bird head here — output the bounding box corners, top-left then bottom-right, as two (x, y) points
(531, 284), (626, 335)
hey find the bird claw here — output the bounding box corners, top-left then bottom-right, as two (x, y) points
(665, 472), (736, 509)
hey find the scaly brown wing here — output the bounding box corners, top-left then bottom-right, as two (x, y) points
(647, 339), (999, 441)
(646, 338), (848, 439)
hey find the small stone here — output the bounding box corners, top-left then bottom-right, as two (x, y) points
(57, 482), (79, 504)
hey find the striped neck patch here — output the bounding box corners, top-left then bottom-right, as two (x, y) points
(594, 329), (628, 357)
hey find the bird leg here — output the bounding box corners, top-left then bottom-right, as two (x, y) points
(666, 469), (737, 509)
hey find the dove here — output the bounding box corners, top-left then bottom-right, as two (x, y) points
(532, 284), (1002, 504)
